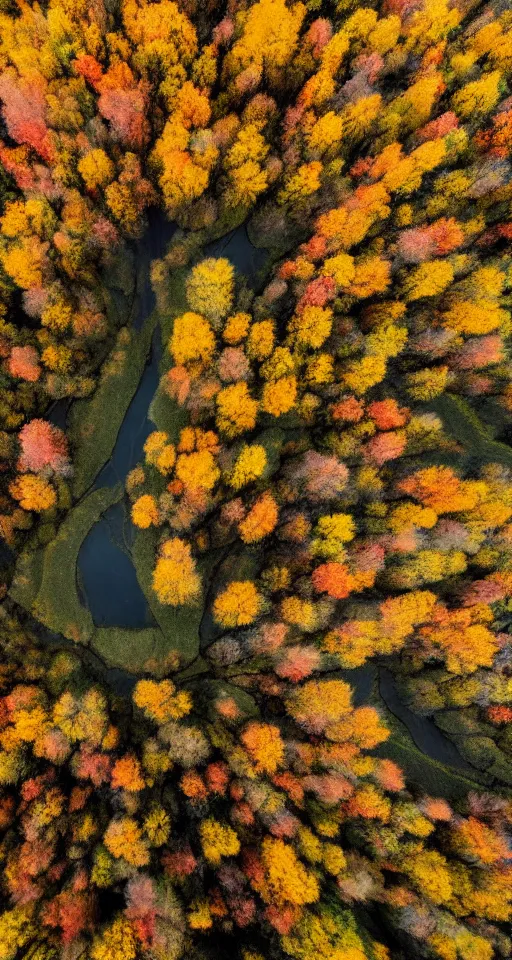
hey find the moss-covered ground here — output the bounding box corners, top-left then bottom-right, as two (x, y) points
(430, 393), (512, 467)
(9, 543), (45, 612)
(91, 624), (174, 675)
(69, 309), (158, 499)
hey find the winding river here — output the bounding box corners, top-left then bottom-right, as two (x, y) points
(77, 211), (174, 628)
(77, 213), (269, 630)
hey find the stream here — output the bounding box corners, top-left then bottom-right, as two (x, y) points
(77, 211), (175, 627)
(378, 667), (475, 772)
(342, 664), (476, 774)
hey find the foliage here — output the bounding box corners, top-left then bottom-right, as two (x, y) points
(2, 0), (512, 959)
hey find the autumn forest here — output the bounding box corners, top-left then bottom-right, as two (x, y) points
(0, 0), (512, 957)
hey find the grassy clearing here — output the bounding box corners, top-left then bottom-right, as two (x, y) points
(32, 485), (123, 644)
(155, 266), (188, 348)
(131, 525), (221, 669)
(9, 546), (45, 612)
(430, 394), (512, 467)
(69, 309), (157, 499)
(91, 625), (172, 675)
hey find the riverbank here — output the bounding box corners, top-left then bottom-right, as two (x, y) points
(10, 212), (278, 671)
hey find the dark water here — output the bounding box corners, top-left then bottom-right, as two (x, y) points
(205, 223), (268, 284)
(0, 538), (14, 581)
(378, 667), (474, 771)
(48, 398), (71, 430)
(92, 332), (162, 491)
(133, 208), (177, 330)
(77, 213), (267, 631)
(77, 209), (176, 628)
(342, 664), (377, 707)
(77, 500), (156, 629)
(92, 206), (178, 490)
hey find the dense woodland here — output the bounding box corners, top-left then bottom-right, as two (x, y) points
(1, 0), (512, 957)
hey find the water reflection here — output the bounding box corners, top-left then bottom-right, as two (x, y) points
(78, 500), (156, 629)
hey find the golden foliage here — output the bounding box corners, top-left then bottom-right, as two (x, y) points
(152, 537), (201, 606)
(213, 580), (262, 627)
